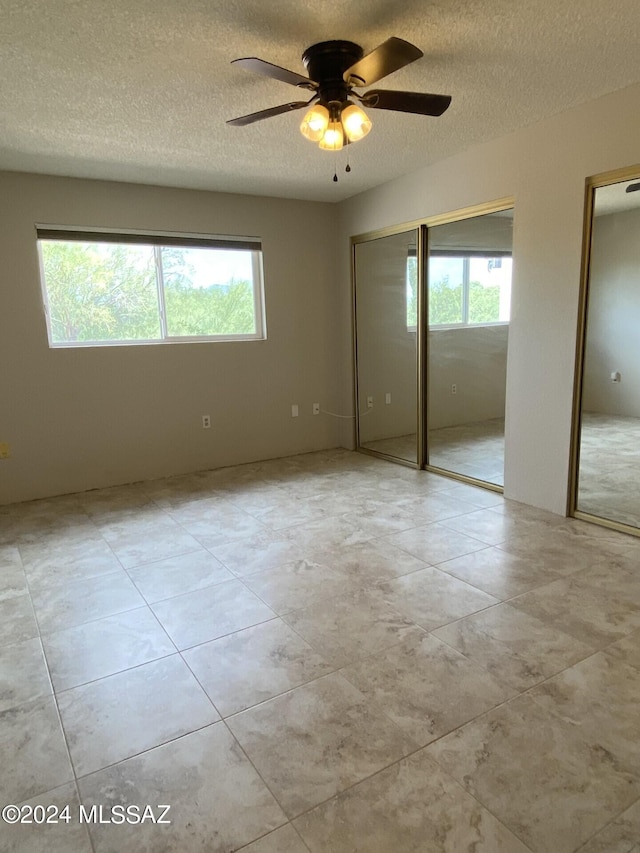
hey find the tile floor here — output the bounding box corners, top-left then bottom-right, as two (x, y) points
(0, 448), (639, 852)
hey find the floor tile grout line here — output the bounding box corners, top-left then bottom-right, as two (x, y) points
(571, 794), (640, 853)
(282, 733), (536, 852)
(217, 716), (295, 831)
(50, 651), (187, 698)
(34, 600), (152, 640)
(49, 654), (225, 801)
(290, 820), (314, 853)
(213, 630), (423, 723)
(178, 648), (226, 721)
(516, 652), (640, 759)
(430, 622), (602, 695)
(422, 750), (538, 853)
(416, 659), (640, 836)
(430, 559), (565, 601)
(70, 718), (226, 784)
(232, 822), (312, 852)
(39, 655), (89, 841)
(219, 680), (445, 833)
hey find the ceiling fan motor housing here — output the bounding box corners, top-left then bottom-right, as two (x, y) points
(302, 41), (364, 107)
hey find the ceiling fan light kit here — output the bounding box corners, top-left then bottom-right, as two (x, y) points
(318, 118), (345, 151)
(299, 104), (330, 142)
(228, 37), (451, 176)
(301, 102), (371, 150)
(340, 103), (372, 143)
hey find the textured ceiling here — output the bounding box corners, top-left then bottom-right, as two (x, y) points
(2, 0), (640, 202)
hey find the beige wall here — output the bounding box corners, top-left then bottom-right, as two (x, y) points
(338, 83), (640, 514)
(0, 173), (341, 504)
(583, 208), (640, 417)
(428, 325), (508, 430)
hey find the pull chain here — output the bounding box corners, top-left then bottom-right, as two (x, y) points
(330, 147), (353, 181)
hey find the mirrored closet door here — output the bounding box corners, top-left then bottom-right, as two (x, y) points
(573, 169), (640, 533)
(353, 227), (420, 465)
(426, 208), (513, 487)
(353, 201), (513, 490)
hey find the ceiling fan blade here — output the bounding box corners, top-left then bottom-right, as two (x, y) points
(343, 37), (423, 86)
(231, 57), (315, 90)
(363, 89), (452, 116)
(226, 101), (310, 127)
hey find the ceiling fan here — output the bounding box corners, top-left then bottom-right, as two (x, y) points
(227, 37), (451, 155)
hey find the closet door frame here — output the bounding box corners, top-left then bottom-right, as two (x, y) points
(569, 163), (640, 538)
(351, 220), (424, 469)
(351, 196), (513, 492)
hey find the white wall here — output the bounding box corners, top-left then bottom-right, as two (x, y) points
(0, 172), (342, 504)
(583, 208), (640, 416)
(338, 83), (640, 514)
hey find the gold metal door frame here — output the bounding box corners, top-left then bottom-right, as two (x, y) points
(352, 224), (422, 469)
(569, 163), (640, 538)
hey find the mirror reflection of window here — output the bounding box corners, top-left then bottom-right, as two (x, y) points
(427, 254), (512, 327)
(576, 176), (640, 531)
(406, 250), (418, 331)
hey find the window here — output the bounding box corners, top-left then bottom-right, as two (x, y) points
(37, 229), (265, 346)
(428, 252), (512, 327)
(406, 251), (512, 329)
(406, 251), (418, 331)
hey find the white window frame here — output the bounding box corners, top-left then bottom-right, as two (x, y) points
(36, 226), (266, 347)
(406, 250), (419, 334)
(405, 250), (512, 331)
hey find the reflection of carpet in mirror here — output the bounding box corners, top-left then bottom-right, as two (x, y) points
(578, 412), (640, 529)
(362, 418), (504, 486)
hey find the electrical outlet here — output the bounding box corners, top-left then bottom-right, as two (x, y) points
(385, 393), (391, 405)
(0, 442), (10, 459)
(451, 384), (457, 395)
(312, 403), (320, 415)
(291, 404), (299, 418)
(202, 415), (211, 429)
(367, 396), (374, 409)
